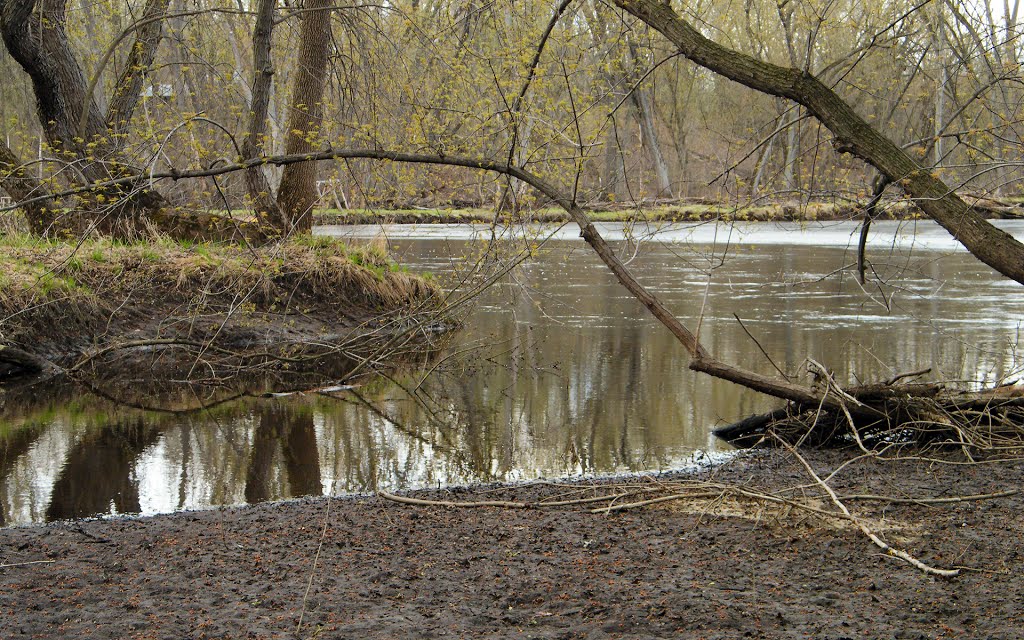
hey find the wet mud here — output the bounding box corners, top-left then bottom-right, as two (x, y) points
(1, 450), (1021, 639)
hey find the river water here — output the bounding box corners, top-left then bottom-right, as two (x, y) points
(2, 220), (1023, 525)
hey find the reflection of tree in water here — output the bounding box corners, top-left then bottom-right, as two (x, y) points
(46, 419), (161, 521)
(244, 403), (322, 504)
(0, 423), (47, 525)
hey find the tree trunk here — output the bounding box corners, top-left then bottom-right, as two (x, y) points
(105, 0), (172, 136)
(243, 0), (287, 231)
(0, 0), (166, 235)
(932, 4), (947, 167)
(602, 121), (625, 201)
(1, 0), (109, 167)
(627, 43), (673, 198)
(612, 0), (1024, 286)
(276, 0), (334, 234)
(783, 106), (799, 192)
(0, 140), (56, 234)
(631, 86), (673, 198)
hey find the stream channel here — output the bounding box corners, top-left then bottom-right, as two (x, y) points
(3, 219), (1024, 525)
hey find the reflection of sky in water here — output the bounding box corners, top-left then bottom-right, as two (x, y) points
(323, 219), (1024, 252)
(3, 220), (1024, 525)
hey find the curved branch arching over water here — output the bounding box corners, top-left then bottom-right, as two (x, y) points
(610, 0), (1024, 287)
(0, 142), (1001, 413)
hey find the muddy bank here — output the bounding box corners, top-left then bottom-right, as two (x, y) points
(1, 450), (1021, 639)
(0, 236), (442, 384)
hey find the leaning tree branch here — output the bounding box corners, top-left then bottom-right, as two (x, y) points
(612, 0), (1024, 287)
(0, 145), (856, 406)
(0, 144), (1011, 416)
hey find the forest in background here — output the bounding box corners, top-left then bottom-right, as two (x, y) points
(2, 0), (1022, 219)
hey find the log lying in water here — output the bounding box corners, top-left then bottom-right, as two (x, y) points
(714, 380), (1024, 452)
(0, 345), (61, 378)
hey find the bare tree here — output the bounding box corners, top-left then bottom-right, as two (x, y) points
(611, 0), (1024, 286)
(243, 0), (288, 228)
(276, 0), (335, 232)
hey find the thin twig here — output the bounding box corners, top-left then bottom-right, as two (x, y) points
(778, 439), (960, 577)
(733, 313), (790, 380)
(840, 489), (1018, 504)
(378, 490), (629, 509)
(379, 491), (528, 508)
(592, 491), (726, 513)
(885, 367), (933, 386)
(0, 560), (55, 569)
(296, 496), (332, 635)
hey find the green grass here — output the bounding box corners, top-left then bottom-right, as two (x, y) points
(0, 232), (438, 340)
(47, 198), (932, 233)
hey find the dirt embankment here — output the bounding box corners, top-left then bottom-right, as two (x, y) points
(1, 450), (1021, 639)
(0, 235), (442, 385)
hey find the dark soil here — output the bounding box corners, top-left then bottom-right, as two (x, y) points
(0, 237), (443, 386)
(1, 450), (1022, 639)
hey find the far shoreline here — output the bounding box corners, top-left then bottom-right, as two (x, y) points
(313, 196), (1024, 226)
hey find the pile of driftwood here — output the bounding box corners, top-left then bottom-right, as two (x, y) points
(714, 367), (1024, 458)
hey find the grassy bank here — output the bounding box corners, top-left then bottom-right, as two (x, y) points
(312, 201), (922, 225)
(0, 233), (441, 374)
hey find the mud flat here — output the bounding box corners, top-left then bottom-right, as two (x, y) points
(1, 449), (1021, 639)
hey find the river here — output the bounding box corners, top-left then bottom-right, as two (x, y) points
(2, 220), (1023, 525)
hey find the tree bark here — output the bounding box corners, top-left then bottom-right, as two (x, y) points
(105, 0), (172, 136)
(243, 0), (287, 231)
(0, 140), (56, 234)
(276, 0), (334, 233)
(1, 0), (108, 165)
(612, 0), (1024, 286)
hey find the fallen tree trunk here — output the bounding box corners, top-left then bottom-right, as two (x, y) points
(714, 378), (1024, 454)
(0, 345), (61, 377)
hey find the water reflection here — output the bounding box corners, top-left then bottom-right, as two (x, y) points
(2, 221), (1024, 525)
(245, 405), (322, 503)
(0, 423), (45, 526)
(46, 419), (161, 521)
